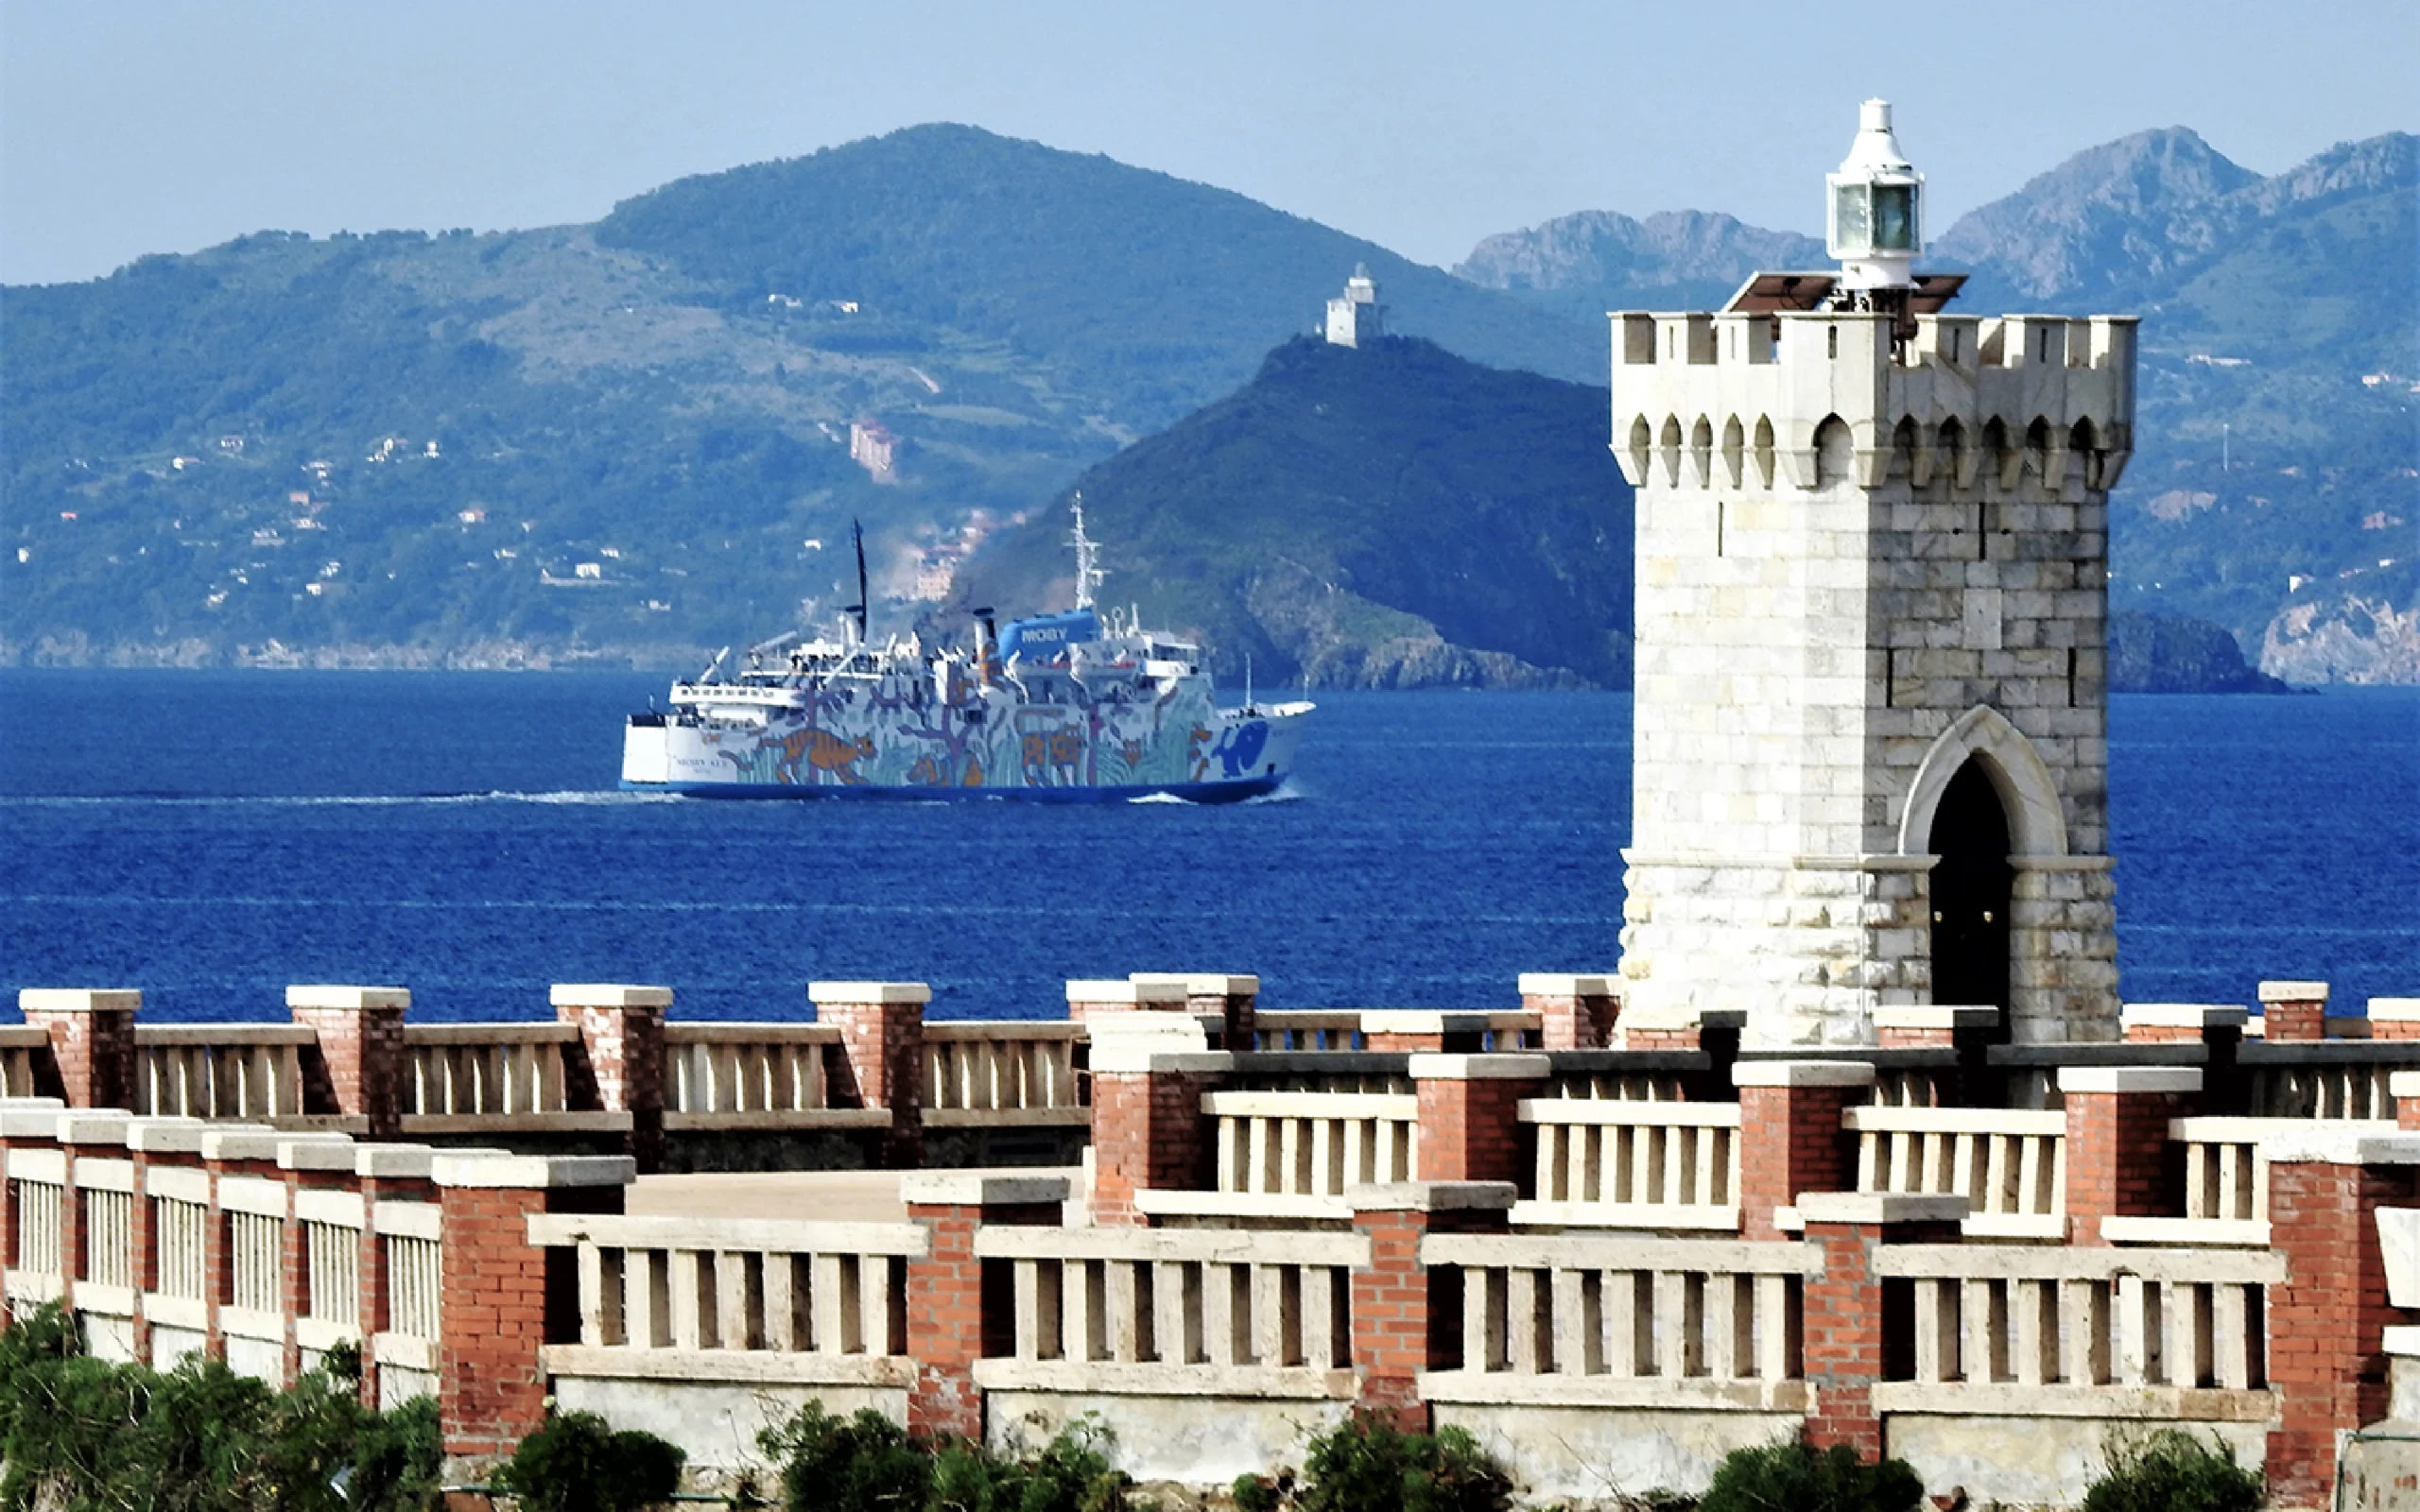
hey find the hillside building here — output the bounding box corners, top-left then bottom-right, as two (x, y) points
(1610, 100), (2135, 1046)
(1324, 263), (1385, 347)
(849, 419), (898, 483)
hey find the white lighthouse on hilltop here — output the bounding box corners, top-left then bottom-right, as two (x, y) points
(1610, 101), (2136, 1048)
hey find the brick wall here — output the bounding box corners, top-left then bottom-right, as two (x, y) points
(1411, 1057), (1544, 1184)
(2060, 1067), (2197, 1245)
(811, 984), (928, 1169)
(21, 990), (139, 1110)
(288, 987), (409, 1138)
(1736, 1064), (1873, 1242)
(1089, 1067), (1214, 1225)
(2265, 1156), (2416, 1508)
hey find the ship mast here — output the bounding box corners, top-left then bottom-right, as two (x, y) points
(1069, 494), (1105, 611)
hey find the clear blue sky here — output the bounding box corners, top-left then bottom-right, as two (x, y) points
(3, 0), (2412, 286)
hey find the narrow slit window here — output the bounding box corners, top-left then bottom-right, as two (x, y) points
(1828, 326), (1839, 359)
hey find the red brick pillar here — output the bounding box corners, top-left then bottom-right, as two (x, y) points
(899, 1172), (1071, 1440)
(1797, 1192), (1967, 1461)
(1085, 1033), (1227, 1226)
(808, 982), (926, 1170)
(2264, 1149), (2415, 1509)
(1122, 972), (1258, 1044)
(429, 1152), (632, 1464)
(552, 984), (669, 1174)
(1410, 1054), (1547, 1184)
(1519, 974), (1618, 1051)
(2260, 980), (2329, 1042)
(288, 986), (409, 1139)
(1349, 1181), (1516, 1432)
(19, 988), (140, 1109)
(1735, 1061), (1875, 1243)
(2059, 1066), (2197, 1245)
(2370, 998), (2420, 1042)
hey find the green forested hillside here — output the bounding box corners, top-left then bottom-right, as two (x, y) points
(0, 127), (1589, 668)
(953, 336), (1630, 688)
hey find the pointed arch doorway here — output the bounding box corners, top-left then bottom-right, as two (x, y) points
(1927, 760), (2014, 1013)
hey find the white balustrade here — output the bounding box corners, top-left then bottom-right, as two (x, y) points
(1421, 1232), (1819, 1410)
(303, 1220), (360, 1329)
(1516, 1099), (1740, 1230)
(404, 1024), (577, 1124)
(152, 1196), (210, 1301)
(80, 1189), (133, 1291)
(384, 1232), (441, 1342)
(1215, 1091), (1417, 1194)
(1847, 1105), (2066, 1239)
(923, 1023), (1085, 1124)
(135, 1027), (313, 1122)
(974, 1226), (1361, 1397)
(228, 1210), (284, 1315)
(0, 1027), (54, 1099)
(1543, 1069), (1692, 1102)
(11, 1178), (63, 1292)
(1874, 1243), (2282, 1418)
(664, 1024), (841, 1124)
(529, 1213), (925, 1383)
(2246, 1060), (2400, 1120)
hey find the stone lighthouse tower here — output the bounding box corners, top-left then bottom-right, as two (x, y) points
(1610, 101), (2135, 1047)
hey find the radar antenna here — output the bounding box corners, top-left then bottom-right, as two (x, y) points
(1069, 494), (1105, 611)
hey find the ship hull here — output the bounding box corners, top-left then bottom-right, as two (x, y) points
(623, 696), (1309, 803)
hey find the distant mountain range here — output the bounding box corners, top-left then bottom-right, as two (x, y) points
(1457, 126), (2418, 682)
(2, 121), (2410, 682)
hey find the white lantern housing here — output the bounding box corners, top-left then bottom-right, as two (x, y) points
(1826, 99), (1924, 290)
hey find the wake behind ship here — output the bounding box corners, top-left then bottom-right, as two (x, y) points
(620, 508), (1311, 801)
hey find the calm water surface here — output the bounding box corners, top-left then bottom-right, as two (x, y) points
(0, 671), (2411, 1022)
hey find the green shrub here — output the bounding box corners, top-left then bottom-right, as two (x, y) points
(493, 1409), (685, 1512)
(1271, 1412), (1510, 1512)
(757, 1400), (1129, 1512)
(1695, 1439), (1922, 1512)
(758, 1402), (931, 1512)
(2080, 1428), (2263, 1512)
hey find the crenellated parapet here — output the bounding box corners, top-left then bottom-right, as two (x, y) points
(1611, 310), (2137, 497)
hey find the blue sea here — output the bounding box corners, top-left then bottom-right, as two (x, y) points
(0, 671), (2413, 1023)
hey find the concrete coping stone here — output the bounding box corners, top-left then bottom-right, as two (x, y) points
(2121, 1004), (2249, 1030)
(58, 1112), (135, 1145)
(277, 1136), (361, 1171)
(1365, 1011), (1516, 1035)
(429, 1152), (636, 1189)
(124, 1118), (207, 1154)
(2256, 1126), (2420, 1166)
(354, 1143), (442, 1179)
(18, 988), (141, 1014)
(1407, 1053), (1553, 1081)
(199, 1125), (286, 1162)
(1796, 1192), (1970, 1226)
(1344, 1180), (1518, 1213)
(2057, 1066), (2204, 1095)
(1089, 1048), (1234, 1076)
(547, 983), (672, 1009)
(805, 981), (930, 1005)
(1065, 979), (1187, 1006)
(1734, 1060), (1878, 1090)
(0, 1097), (66, 1110)
(287, 984), (412, 1011)
(2391, 1072), (2420, 1099)
(2372, 999), (2420, 1023)
(0, 1108), (64, 1139)
(1874, 1006), (1999, 1031)
(2259, 980), (2330, 1003)
(900, 1171), (1072, 1208)
(1129, 972), (1258, 996)
(1516, 973), (1615, 998)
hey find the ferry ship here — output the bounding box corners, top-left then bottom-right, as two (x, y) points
(620, 507), (1312, 801)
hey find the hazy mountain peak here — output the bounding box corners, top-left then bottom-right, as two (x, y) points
(1932, 126), (2258, 300)
(1452, 207), (1824, 306)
